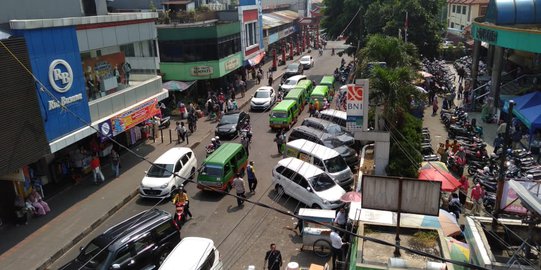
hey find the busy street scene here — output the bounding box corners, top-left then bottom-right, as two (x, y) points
(0, 0), (541, 270)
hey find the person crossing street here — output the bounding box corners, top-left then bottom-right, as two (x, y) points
(246, 161), (257, 193)
(232, 173), (246, 207)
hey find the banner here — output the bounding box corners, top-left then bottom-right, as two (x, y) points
(346, 79), (369, 132)
(110, 98), (161, 136)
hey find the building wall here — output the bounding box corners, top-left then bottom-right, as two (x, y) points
(448, 3), (486, 29)
(76, 22), (157, 52)
(160, 52), (243, 80)
(158, 21), (241, 40)
(0, 0), (108, 23)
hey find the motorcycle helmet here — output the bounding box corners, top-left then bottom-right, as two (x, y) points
(483, 166), (490, 173)
(215, 136), (220, 141)
(527, 174), (534, 180)
(211, 138), (216, 142)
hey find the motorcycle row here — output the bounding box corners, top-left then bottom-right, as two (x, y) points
(424, 106), (541, 214)
(334, 59), (354, 85)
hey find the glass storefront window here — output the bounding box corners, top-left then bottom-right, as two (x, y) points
(159, 34), (241, 63)
(83, 40), (158, 101)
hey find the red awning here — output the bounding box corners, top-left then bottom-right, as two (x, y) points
(248, 51), (266, 66)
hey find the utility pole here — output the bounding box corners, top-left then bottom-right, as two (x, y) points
(404, 11), (408, 43)
(492, 100), (515, 228)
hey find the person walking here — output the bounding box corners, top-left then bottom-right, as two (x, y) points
(268, 72), (274, 86)
(334, 207), (347, 231)
(274, 129), (286, 155)
(458, 176), (469, 206)
(176, 121), (188, 144)
(330, 229), (348, 270)
(264, 243), (283, 270)
(90, 154), (105, 184)
(232, 173), (246, 207)
(246, 161), (257, 193)
(256, 70), (262, 84)
(448, 193), (462, 220)
(471, 184), (485, 215)
(110, 149), (120, 178)
(432, 96), (439, 116)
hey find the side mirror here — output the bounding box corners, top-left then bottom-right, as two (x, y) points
(306, 187), (312, 192)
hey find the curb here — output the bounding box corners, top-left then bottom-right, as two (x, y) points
(39, 51), (307, 269)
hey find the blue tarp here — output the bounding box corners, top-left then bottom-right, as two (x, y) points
(514, 104), (541, 130)
(503, 91), (541, 113)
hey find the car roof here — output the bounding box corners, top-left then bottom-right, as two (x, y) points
(98, 209), (172, 250)
(286, 139), (340, 158)
(303, 117), (336, 128)
(301, 55), (311, 60)
(256, 86), (273, 92)
(320, 109), (347, 120)
(160, 237), (215, 270)
(291, 125), (330, 140)
(276, 157), (325, 178)
(154, 147), (192, 164)
(288, 63), (300, 67)
(273, 100), (297, 111)
(286, 75), (307, 82)
(205, 143), (244, 163)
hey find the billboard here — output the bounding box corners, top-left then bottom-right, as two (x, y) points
(346, 80), (369, 132)
(16, 26), (91, 142)
(362, 175), (441, 216)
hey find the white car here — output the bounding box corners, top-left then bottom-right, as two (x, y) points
(279, 74), (307, 94)
(300, 55), (314, 69)
(159, 237), (223, 270)
(139, 147), (197, 199)
(272, 157), (345, 209)
(250, 86), (276, 111)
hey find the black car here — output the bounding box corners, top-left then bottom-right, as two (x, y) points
(214, 110), (250, 139)
(60, 209), (179, 270)
(288, 126), (358, 170)
(284, 63), (304, 79)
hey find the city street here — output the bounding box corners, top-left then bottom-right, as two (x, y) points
(49, 47), (351, 269)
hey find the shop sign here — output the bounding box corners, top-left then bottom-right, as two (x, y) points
(98, 120), (113, 141)
(346, 79), (369, 132)
(283, 26), (295, 37)
(476, 28), (498, 43)
(109, 98), (161, 136)
(225, 57), (240, 71)
(47, 59), (84, 110)
(191, 66), (214, 76)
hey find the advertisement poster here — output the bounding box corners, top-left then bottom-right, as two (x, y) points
(82, 52), (126, 91)
(110, 98), (161, 136)
(346, 80), (369, 132)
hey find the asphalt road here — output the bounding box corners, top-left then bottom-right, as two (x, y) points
(51, 49), (350, 270)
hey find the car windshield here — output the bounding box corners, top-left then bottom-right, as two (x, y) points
(220, 114), (239, 124)
(77, 240), (110, 268)
(271, 111), (288, 118)
(324, 156), (348, 173)
(325, 124), (343, 135)
(309, 173), (336, 192)
(200, 164), (223, 177)
(284, 79), (298, 85)
(254, 91), (270, 98)
(147, 164), (174, 177)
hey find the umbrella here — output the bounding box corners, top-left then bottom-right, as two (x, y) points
(418, 71), (434, 78)
(399, 209), (461, 237)
(418, 162), (461, 192)
(445, 237), (470, 270)
(340, 191), (362, 202)
(163, 80), (195, 92)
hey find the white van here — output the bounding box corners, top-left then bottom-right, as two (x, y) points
(139, 147), (197, 199)
(319, 109), (347, 128)
(286, 139), (353, 188)
(279, 74), (307, 93)
(272, 158), (345, 209)
(159, 237), (223, 270)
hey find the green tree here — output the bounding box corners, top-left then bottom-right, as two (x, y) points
(358, 34), (420, 70)
(386, 113), (423, 177)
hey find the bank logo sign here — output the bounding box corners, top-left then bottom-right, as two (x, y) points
(47, 59), (82, 110)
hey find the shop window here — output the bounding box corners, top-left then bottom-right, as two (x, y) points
(159, 34), (240, 62)
(245, 22), (257, 47)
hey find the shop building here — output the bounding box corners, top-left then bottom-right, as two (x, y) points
(157, 12), (243, 84)
(262, 10), (299, 51)
(239, 0), (266, 67)
(0, 2), (167, 223)
(447, 0), (489, 30)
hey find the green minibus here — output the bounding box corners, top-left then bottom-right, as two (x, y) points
(269, 100), (299, 130)
(197, 143), (248, 192)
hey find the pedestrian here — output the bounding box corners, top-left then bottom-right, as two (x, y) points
(448, 193), (462, 220)
(246, 161), (257, 193)
(308, 102), (315, 117)
(512, 128), (522, 149)
(314, 99), (320, 111)
(268, 73), (274, 86)
(110, 149), (120, 178)
(457, 82), (464, 100)
(471, 184), (485, 215)
(274, 129), (285, 154)
(432, 97), (439, 116)
(232, 173), (246, 207)
(240, 80), (247, 98)
(256, 70), (262, 84)
(458, 175), (469, 206)
(334, 207), (347, 230)
(493, 134), (503, 154)
(90, 154), (105, 184)
(330, 229), (348, 270)
(264, 243), (283, 270)
(175, 121), (183, 144)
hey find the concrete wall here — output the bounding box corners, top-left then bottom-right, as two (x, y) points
(1, 0), (108, 23)
(77, 22), (157, 52)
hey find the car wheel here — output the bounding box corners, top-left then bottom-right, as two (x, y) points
(275, 184), (284, 195)
(156, 245), (173, 266)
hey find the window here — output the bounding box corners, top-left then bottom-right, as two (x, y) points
(479, 6), (488, 16)
(174, 161), (182, 173)
(200, 250), (216, 270)
(154, 222), (175, 239)
(281, 167), (295, 178)
(113, 245), (132, 264)
(452, 5), (456, 13)
(462, 6), (467, 15)
(313, 158), (324, 170)
(181, 154), (190, 165)
(245, 22), (257, 47)
(293, 174), (308, 188)
(133, 234), (154, 254)
(451, 22), (455, 28)
(159, 34), (241, 62)
(120, 44), (135, 57)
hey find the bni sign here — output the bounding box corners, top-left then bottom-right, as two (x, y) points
(346, 79), (369, 131)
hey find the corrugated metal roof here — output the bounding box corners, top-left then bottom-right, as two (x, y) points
(448, 0), (489, 5)
(272, 10), (300, 21)
(262, 14), (284, 30)
(262, 11), (298, 30)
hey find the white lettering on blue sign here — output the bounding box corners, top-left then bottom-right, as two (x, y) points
(48, 93), (83, 110)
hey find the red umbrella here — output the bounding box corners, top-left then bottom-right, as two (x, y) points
(418, 164), (461, 192)
(340, 191), (362, 202)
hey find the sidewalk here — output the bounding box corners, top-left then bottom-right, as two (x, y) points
(0, 50), (310, 270)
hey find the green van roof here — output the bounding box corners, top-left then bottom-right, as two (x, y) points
(205, 143), (243, 164)
(320, 76), (335, 84)
(285, 88), (304, 97)
(273, 100), (297, 111)
(296, 80), (312, 88)
(312, 85), (329, 95)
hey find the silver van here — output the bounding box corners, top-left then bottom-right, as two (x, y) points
(285, 139), (353, 189)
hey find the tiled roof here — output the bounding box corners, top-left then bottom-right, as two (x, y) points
(448, 0), (489, 5)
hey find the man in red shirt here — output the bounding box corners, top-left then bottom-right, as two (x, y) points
(90, 155), (105, 184)
(471, 184), (485, 215)
(458, 176), (469, 205)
